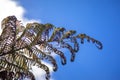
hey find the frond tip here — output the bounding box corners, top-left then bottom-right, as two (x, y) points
(76, 33), (103, 49)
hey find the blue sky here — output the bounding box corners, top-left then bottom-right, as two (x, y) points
(18, 0), (120, 80)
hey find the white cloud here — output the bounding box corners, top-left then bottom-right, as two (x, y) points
(0, 0), (53, 80)
(0, 0), (40, 30)
(0, 0), (24, 21)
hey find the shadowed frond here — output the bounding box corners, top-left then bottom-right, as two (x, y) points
(26, 46), (58, 71)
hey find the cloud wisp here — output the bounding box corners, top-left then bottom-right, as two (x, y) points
(0, 0), (53, 80)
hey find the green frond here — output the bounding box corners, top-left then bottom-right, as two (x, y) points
(76, 33), (103, 49)
(26, 46), (58, 71)
(48, 27), (66, 42)
(62, 30), (76, 39)
(44, 23), (55, 30)
(70, 37), (79, 52)
(61, 41), (76, 62)
(46, 43), (66, 65)
(1, 17), (9, 30)
(0, 56), (28, 72)
(6, 51), (50, 79)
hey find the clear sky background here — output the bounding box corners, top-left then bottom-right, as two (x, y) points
(2, 0), (120, 80)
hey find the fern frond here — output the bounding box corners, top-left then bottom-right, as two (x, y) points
(76, 33), (103, 49)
